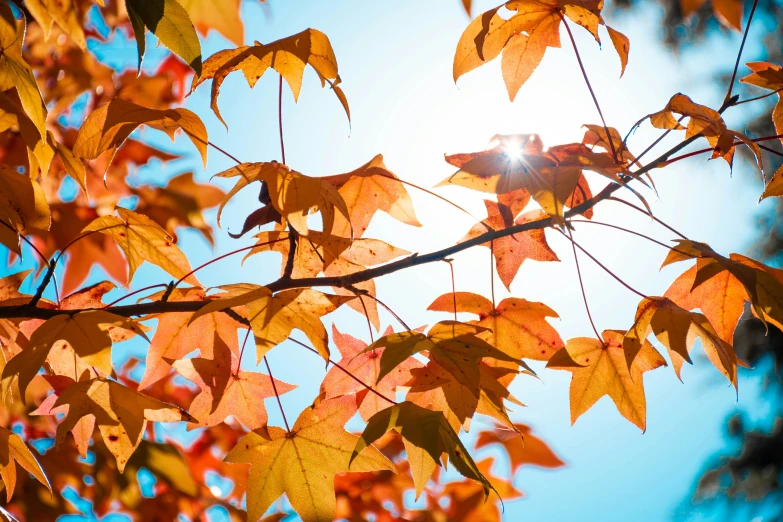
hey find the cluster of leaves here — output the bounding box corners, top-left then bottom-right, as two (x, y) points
(0, 0), (781, 520)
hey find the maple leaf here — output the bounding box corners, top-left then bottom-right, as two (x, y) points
(192, 28), (349, 128)
(664, 264), (746, 344)
(320, 325), (421, 421)
(192, 286), (354, 362)
(351, 401), (494, 498)
(364, 321), (526, 395)
(24, 0), (87, 49)
(72, 98), (208, 172)
(453, 0), (630, 100)
(126, 0), (203, 75)
(428, 292), (564, 361)
(649, 93), (762, 169)
(680, 0), (743, 31)
(0, 3), (48, 138)
(406, 359), (525, 433)
(246, 229), (410, 329)
(321, 154), (422, 238)
(172, 335), (296, 430)
(660, 240), (783, 333)
(226, 395), (394, 522)
(0, 426), (51, 501)
(132, 172), (225, 244)
(624, 296), (738, 388)
(214, 162), (351, 240)
(475, 423), (565, 472)
(546, 330), (666, 431)
(32, 375), (94, 458)
(459, 201), (558, 290)
(1, 311), (148, 402)
(439, 135), (610, 223)
(51, 377), (195, 472)
(178, 0), (244, 46)
(138, 287), (243, 389)
(28, 203), (127, 296)
(0, 165), (50, 254)
(82, 207), (200, 286)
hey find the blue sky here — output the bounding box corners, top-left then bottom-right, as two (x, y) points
(5, 1), (779, 520)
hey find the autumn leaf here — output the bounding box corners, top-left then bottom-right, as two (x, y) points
(0, 3), (48, 138)
(0, 426), (51, 501)
(72, 98), (208, 172)
(475, 423), (565, 472)
(661, 240), (783, 333)
(624, 296), (738, 387)
(650, 93), (762, 170)
(82, 207), (200, 286)
(321, 154), (422, 238)
(406, 359), (525, 433)
(172, 335), (296, 430)
(453, 1), (630, 100)
(245, 229), (410, 329)
(214, 162), (351, 239)
(439, 135), (610, 223)
(28, 203), (127, 296)
(680, 0), (742, 31)
(192, 28), (348, 127)
(547, 330), (666, 431)
(664, 263), (746, 344)
(226, 395), (394, 522)
(191, 286), (354, 362)
(132, 172), (225, 244)
(126, 0), (203, 75)
(138, 287), (242, 389)
(364, 321), (527, 397)
(428, 292), (564, 361)
(351, 401), (494, 498)
(459, 201), (559, 290)
(1, 311), (148, 402)
(0, 165), (50, 254)
(320, 325), (421, 421)
(50, 378), (194, 472)
(178, 0), (244, 46)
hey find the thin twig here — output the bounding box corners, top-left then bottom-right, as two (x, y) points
(726, 0), (759, 103)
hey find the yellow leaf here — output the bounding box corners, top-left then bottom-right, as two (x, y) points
(0, 165), (50, 254)
(351, 401), (494, 498)
(126, 0), (203, 75)
(226, 395), (393, 522)
(193, 28), (348, 127)
(0, 426), (50, 501)
(82, 207), (200, 286)
(1, 311), (148, 402)
(73, 98), (208, 172)
(214, 161), (350, 239)
(0, 3), (47, 138)
(547, 330), (666, 431)
(53, 378), (194, 472)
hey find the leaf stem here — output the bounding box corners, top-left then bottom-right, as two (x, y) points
(558, 229), (647, 299)
(566, 228), (601, 340)
(279, 75), (286, 165)
(288, 337), (396, 405)
(560, 14), (617, 162)
(263, 355), (291, 432)
(101, 283), (170, 310)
